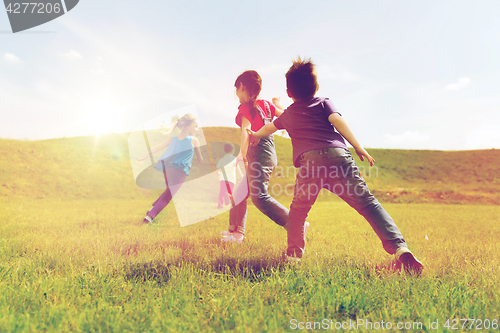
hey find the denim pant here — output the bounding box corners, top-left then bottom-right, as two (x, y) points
(228, 136), (289, 234)
(287, 147), (407, 258)
(148, 166), (187, 219)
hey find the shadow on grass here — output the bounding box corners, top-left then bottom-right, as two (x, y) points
(122, 258), (286, 285)
(120, 237), (415, 285)
(120, 236), (290, 284)
(123, 261), (173, 285)
(209, 256), (285, 282)
(319, 256), (413, 279)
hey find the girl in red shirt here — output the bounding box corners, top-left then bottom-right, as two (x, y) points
(221, 70), (308, 243)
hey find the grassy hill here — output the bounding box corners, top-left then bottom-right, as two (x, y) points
(1, 127), (499, 204)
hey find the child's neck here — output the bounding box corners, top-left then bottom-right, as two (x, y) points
(291, 95), (315, 103)
(177, 130), (190, 140)
(242, 97), (256, 104)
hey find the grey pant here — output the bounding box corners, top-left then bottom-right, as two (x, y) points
(228, 136), (289, 234)
(287, 147), (407, 258)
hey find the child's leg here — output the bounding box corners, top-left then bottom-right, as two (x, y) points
(148, 167), (186, 219)
(287, 171), (321, 258)
(247, 138), (289, 228)
(217, 181), (226, 208)
(228, 175), (250, 235)
(227, 182), (235, 199)
(223, 181), (232, 205)
(248, 161), (289, 227)
(148, 188), (174, 219)
(326, 150), (407, 254)
(225, 181), (235, 205)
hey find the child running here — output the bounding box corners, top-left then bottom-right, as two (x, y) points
(249, 58), (423, 274)
(222, 70), (309, 243)
(139, 113), (202, 224)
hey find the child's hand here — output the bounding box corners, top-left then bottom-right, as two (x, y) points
(236, 153), (248, 170)
(272, 97), (286, 112)
(355, 148), (375, 166)
(246, 128), (260, 147)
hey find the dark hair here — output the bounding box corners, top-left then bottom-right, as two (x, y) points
(224, 143), (233, 153)
(286, 57), (318, 100)
(235, 70), (262, 119)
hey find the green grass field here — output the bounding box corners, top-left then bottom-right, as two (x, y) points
(1, 129), (500, 332)
(1, 198), (499, 332)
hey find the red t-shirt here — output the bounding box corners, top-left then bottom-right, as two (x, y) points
(235, 100), (276, 132)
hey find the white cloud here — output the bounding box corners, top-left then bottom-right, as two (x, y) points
(385, 131), (430, 144)
(3, 53), (22, 63)
(59, 50), (83, 60)
(444, 77), (470, 90)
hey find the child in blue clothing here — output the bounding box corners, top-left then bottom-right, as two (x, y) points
(249, 58), (423, 274)
(139, 113), (203, 223)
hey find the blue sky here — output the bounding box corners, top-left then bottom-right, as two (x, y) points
(1, 0), (499, 150)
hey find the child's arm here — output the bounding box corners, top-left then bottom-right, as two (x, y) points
(240, 116), (252, 168)
(272, 97), (286, 117)
(192, 137), (203, 163)
(247, 122), (278, 147)
(328, 113), (375, 166)
(138, 137), (172, 161)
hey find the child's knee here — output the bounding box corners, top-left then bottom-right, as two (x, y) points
(294, 181), (321, 203)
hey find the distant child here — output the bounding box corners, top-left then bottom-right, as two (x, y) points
(222, 70), (309, 243)
(249, 58), (423, 274)
(139, 113), (203, 223)
(216, 143), (243, 209)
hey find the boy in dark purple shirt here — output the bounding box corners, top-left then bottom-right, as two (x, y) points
(249, 58), (423, 274)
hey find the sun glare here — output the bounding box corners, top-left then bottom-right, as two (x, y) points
(84, 98), (123, 136)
